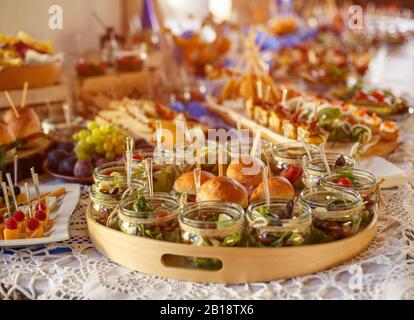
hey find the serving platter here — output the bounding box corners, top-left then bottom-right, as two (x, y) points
(86, 205), (377, 284)
(206, 97), (401, 158)
(0, 183), (80, 248)
(43, 160), (94, 185)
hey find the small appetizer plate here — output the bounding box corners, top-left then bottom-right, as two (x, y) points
(357, 156), (408, 189)
(0, 183), (80, 248)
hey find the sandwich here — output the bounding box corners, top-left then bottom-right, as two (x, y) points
(3, 108), (44, 149)
(198, 176), (249, 208)
(250, 176), (294, 203)
(226, 155), (264, 195)
(173, 170), (215, 202)
(0, 124), (16, 165)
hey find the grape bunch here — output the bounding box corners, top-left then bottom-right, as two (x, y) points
(72, 122), (126, 161)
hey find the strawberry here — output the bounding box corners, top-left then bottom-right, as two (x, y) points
(13, 211), (25, 222)
(27, 218), (40, 231)
(6, 217), (18, 230)
(338, 177), (353, 186)
(371, 90), (384, 103)
(35, 209), (47, 221)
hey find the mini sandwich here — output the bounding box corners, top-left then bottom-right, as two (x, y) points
(198, 176), (249, 208)
(0, 123), (16, 159)
(250, 176), (295, 203)
(173, 170), (215, 202)
(3, 108), (44, 149)
(226, 155), (264, 195)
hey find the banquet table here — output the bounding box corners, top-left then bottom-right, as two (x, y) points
(1, 41), (414, 300)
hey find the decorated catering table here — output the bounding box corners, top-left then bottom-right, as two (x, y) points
(1, 41), (414, 301)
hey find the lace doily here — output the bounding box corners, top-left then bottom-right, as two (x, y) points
(1, 43), (414, 300)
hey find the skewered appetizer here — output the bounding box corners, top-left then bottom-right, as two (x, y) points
(173, 170), (215, 203)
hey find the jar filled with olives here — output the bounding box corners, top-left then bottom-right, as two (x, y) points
(246, 200), (312, 247)
(303, 153), (355, 187)
(320, 169), (379, 227)
(179, 201), (245, 270)
(300, 186), (363, 242)
(119, 192), (180, 242)
(271, 142), (319, 192)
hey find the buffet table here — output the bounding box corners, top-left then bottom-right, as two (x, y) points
(1, 42), (414, 301)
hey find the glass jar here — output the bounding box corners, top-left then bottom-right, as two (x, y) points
(119, 192), (180, 242)
(300, 186), (363, 242)
(246, 200), (312, 247)
(179, 201), (245, 270)
(303, 153), (355, 187)
(114, 49), (146, 72)
(320, 169), (379, 227)
(272, 142), (319, 192)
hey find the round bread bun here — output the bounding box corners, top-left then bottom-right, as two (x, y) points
(174, 170), (215, 195)
(226, 155), (264, 187)
(4, 108), (41, 140)
(0, 123), (16, 145)
(198, 176), (249, 208)
(250, 176), (295, 203)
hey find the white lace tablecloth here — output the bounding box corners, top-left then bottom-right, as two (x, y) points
(1, 42), (414, 300)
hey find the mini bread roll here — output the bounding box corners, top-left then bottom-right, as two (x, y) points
(250, 176), (294, 203)
(226, 155), (264, 188)
(173, 171), (215, 195)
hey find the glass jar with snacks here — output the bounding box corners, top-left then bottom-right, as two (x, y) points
(76, 56), (107, 78)
(246, 200), (312, 247)
(320, 169), (380, 227)
(114, 49), (146, 72)
(271, 142), (319, 192)
(179, 201), (245, 270)
(300, 186), (363, 242)
(303, 153), (355, 187)
(118, 192), (180, 242)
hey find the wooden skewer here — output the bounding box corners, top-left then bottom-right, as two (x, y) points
(193, 168), (201, 201)
(1, 182), (11, 216)
(145, 158), (154, 198)
(319, 142), (331, 175)
(302, 155), (314, 194)
(14, 154), (18, 185)
(24, 183), (32, 218)
(263, 166), (270, 211)
(21, 81), (29, 108)
(6, 173), (18, 212)
(218, 145), (224, 177)
(250, 129), (262, 158)
(4, 91), (19, 118)
(30, 167), (41, 205)
(195, 139), (201, 170)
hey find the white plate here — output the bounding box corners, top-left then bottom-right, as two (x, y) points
(357, 156), (408, 189)
(0, 183), (80, 248)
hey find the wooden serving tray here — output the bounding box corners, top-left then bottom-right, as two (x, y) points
(86, 205), (377, 284)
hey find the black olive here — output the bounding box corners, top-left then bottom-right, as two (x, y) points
(280, 200), (294, 219)
(335, 154), (346, 167)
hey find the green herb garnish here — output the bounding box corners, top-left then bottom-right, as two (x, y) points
(133, 196), (152, 212)
(339, 171), (356, 183)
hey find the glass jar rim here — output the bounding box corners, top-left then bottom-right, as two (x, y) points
(247, 199), (312, 227)
(180, 201), (244, 229)
(120, 192), (179, 220)
(320, 168), (377, 191)
(306, 153), (355, 173)
(299, 186), (362, 211)
(93, 161), (146, 185)
(272, 142), (319, 161)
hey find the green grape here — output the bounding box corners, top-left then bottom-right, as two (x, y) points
(100, 124), (111, 134)
(78, 140), (89, 150)
(86, 136), (95, 144)
(105, 151), (116, 161)
(103, 142), (114, 152)
(115, 145), (124, 155)
(72, 133), (80, 141)
(95, 145), (105, 154)
(78, 130), (89, 140)
(87, 121), (99, 131)
(92, 129), (101, 137)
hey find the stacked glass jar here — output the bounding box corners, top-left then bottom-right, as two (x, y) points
(119, 192), (180, 242)
(303, 153), (355, 187)
(271, 142), (319, 193)
(246, 200), (312, 247)
(179, 201), (245, 269)
(300, 186), (364, 241)
(90, 161), (147, 227)
(321, 169), (379, 227)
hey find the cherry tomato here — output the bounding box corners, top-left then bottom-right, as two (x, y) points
(280, 166), (303, 183)
(371, 90), (385, 103)
(355, 90), (368, 100)
(338, 178), (353, 186)
(156, 211), (169, 219)
(133, 154), (143, 160)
